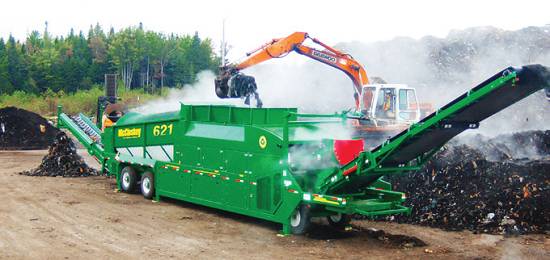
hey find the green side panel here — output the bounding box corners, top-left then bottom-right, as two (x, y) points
(190, 171), (223, 203)
(222, 150), (251, 209)
(186, 123), (245, 141)
(116, 153), (155, 168)
(115, 111), (180, 126)
(231, 108), (252, 124)
(156, 163), (189, 197)
(102, 127), (114, 153)
(273, 173), (282, 206)
(210, 106), (233, 122)
(257, 177), (271, 210)
(178, 144), (202, 167)
(200, 147), (224, 170)
(247, 153), (282, 214)
(113, 124), (145, 148)
(145, 121), (178, 145)
(187, 106), (209, 122)
(223, 150), (247, 175)
(181, 104), (298, 125)
(223, 173), (249, 209)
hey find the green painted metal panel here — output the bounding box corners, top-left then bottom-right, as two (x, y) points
(178, 144), (202, 167)
(145, 121), (177, 145)
(186, 123), (245, 141)
(116, 111), (180, 126)
(247, 154), (283, 214)
(113, 124), (145, 148)
(156, 162), (188, 197)
(223, 170), (250, 209)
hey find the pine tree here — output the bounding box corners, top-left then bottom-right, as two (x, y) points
(6, 35), (32, 93)
(0, 23), (220, 95)
(0, 38), (14, 94)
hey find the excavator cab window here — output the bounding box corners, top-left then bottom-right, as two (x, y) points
(398, 89), (418, 121)
(375, 88), (396, 119)
(360, 87), (376, 116)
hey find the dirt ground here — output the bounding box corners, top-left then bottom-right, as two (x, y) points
(0, 150), (548, 259)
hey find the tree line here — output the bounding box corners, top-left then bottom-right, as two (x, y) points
(0, 22), (220, 95)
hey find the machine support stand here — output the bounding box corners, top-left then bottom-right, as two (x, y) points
(116, 173), (122, 191)
(280, 223), (292, 236)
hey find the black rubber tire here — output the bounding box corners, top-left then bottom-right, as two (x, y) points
(120, 166), (137, 192)
(327, 213), (352, 229)
(140, 171), (155, 199)
(290, 205), (311, 235)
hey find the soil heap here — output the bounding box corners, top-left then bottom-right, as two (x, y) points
(19, 132), (99, 177)
(385, 130), (550, 234)
(0, 107), (60, 150)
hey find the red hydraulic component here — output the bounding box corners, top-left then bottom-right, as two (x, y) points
(342, 165), (358, 176)
(333, 139), (365, 166)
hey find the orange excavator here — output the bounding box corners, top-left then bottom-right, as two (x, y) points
(215, 32), (429, 146)
(215, 32), (368, 108)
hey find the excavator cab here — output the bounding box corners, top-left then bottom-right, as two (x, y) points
(359, 84), (420, 124)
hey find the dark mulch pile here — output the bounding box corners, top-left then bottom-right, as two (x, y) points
(19, 132), (99, 177)
(0, 107), (60, 150)
(383, 130), (550, 235)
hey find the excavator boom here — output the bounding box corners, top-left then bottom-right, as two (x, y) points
(215, 32), (369, 107)
(236, 32), (369, 93)
(236, 32), (307, 70)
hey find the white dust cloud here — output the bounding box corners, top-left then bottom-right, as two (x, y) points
(137, 26), (550, 139)
(133, 71), (242, 114)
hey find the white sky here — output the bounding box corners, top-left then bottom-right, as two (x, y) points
(1, 0), (549, 60)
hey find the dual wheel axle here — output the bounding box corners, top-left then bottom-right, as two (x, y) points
(120, 166), (155, 199)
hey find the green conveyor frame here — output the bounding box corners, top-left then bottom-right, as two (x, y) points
(56, 107), (105, 162)
(325, 65), (550, 194)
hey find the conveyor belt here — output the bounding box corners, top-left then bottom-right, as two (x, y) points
(57, 110), (105, 162)
(71, 114), (102, 144)
(371, 64), (550, 167)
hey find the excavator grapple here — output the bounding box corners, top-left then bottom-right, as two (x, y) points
(214, 67), (262, 107)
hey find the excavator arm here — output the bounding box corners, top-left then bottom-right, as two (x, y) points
(215, 32), (369, 107)
(235, 32), (308, 70)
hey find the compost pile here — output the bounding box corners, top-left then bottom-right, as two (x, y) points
(19, 132), (99, 177)
(0, 107), (60, 150)
(385, 130), (550, 234)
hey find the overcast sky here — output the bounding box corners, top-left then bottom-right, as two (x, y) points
(1, 0), (549, 60)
